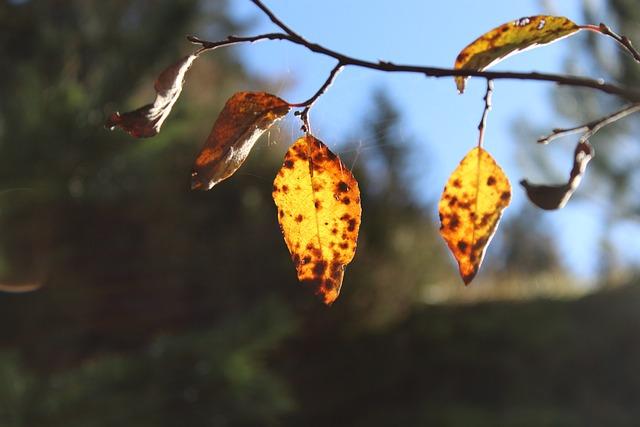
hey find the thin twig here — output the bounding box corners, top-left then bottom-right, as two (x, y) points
(538, 103), (640, 144)
(249, 0), (304, 40)
(477, 80), (494, 148)
(290, 62), (344, 132)
(592, 23), (640, 64)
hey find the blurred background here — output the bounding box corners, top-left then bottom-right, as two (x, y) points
(1, 0), (639, 425)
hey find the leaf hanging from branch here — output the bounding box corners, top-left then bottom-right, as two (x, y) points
(106, 53), (200, 138)
(191, 92), (290, 190)
(521, 140), (593, 210)
(454, 16), (581, 93)
(439, 147), (511, 284)
(273, 135), (361, 305)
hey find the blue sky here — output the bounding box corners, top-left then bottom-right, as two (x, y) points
(225, 0), (640, 281)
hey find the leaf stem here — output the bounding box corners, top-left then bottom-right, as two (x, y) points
(477, 79), (494, 148)
(289, 62), (344, 132)
(538, 103), (640, 144)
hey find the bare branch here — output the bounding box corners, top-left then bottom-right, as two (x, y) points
(188, 29), (640, 102)
(538, 103), (640, 144)
(477, 80), (494, 148)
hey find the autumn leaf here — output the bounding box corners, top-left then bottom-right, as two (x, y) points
(106, 53), (199, 137)
(454, 16), (581, 93)
(273, 135), (361, 305)
(521, 140), (593, 210)
(439, 147), (511, 284)
(191, 92), (290, 190)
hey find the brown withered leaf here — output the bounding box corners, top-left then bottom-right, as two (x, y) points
(191, 92), (290, 190)
(521, 140), (593, 210)
(439, 147), (511, 284)
(455, 16), (581, 93)
(273, 135), (361, 305)
(106, 53), (199, 137)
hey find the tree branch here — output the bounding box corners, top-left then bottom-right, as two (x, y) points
(189, 29), (640, 103)
(538, 103), (640, 144)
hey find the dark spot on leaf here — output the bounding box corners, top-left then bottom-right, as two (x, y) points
(314, 200), (322, 209)
(284, 159), (294, 169)
(282, 185), (289, 193)
(501, 191), (511, 201)
(331, 227), (338, 235)
(339, 242), (349, 249)
(453, 179), (462, 188)
(347, 219), (357, 232)
(303, 256), (311, 264)
(457, 241), (468, 252)
(449, 214), (460, 230)
(313, 260), (328, 276)
(448, 196), (458, 207)
(295, 214), (304, 223)
(342, 197), (351, 205)
(487, 176), (496, 186)
(337, 181), (349, 193)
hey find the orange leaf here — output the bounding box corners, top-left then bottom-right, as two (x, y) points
(273, 135), (361, 305)
(191, 92), (290, 190)
(107, 53), (199, 138)
(439, 147), (511, 284)
(454, 16), (581, 93)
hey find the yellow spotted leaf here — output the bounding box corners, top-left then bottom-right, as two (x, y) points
(455, 16), (581, 93)
(191, 92), (290, 190)
(439, 147), (511, 284)
(273, 135), (361, 305)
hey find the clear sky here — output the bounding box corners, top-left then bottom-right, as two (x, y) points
(225, 0), (639, 282)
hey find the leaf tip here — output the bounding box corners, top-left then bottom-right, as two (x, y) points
(462, 269), (478, 285)
(105, 112), (121, 131)
(190, 170), (211, 191)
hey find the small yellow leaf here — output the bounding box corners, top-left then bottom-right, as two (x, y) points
(191, 92), (290, 190)
(273, 135), (361, 305)
(439, 147), (511, 284)
(455, 16), (581, 93)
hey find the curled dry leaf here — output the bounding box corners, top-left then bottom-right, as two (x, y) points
(106, 53), (199, 138)
(455, 16), (581, 93)
(439, 147), (511, 284)
(191, 92), (290, 190)
(521, 140), (593, 210)
(273, 135), (361, 305)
